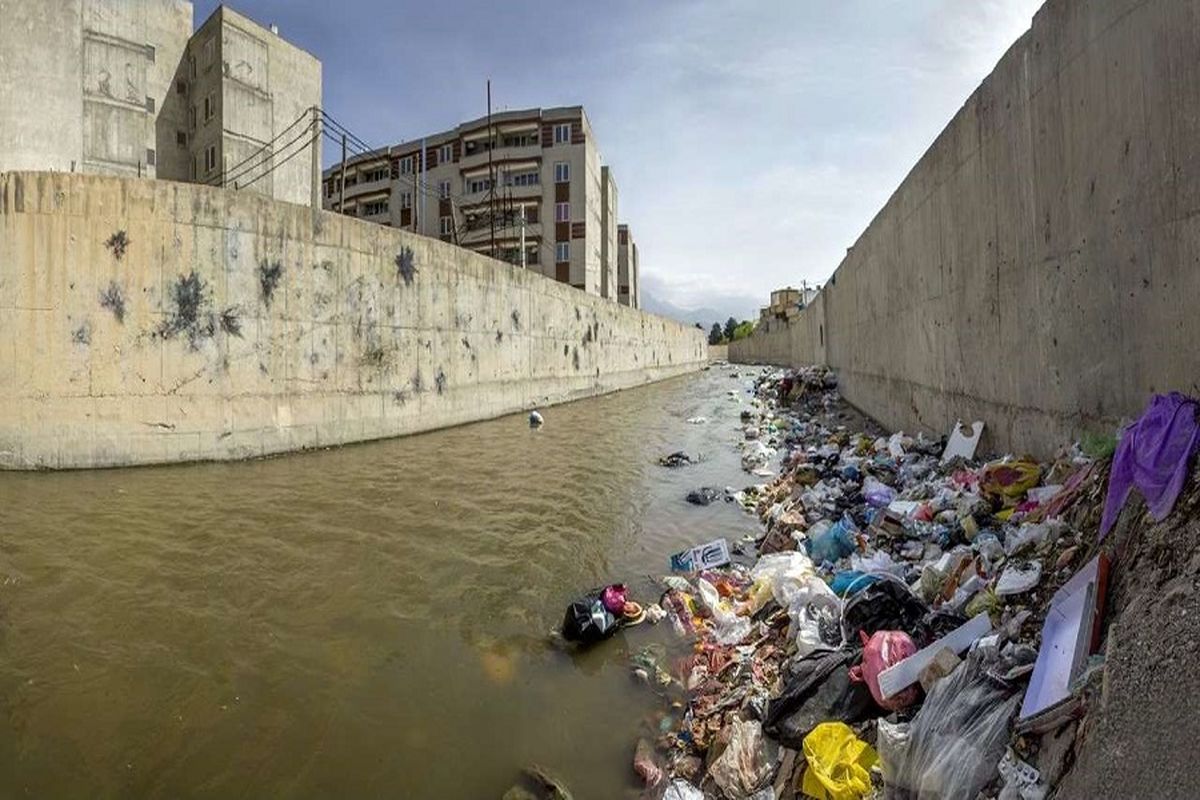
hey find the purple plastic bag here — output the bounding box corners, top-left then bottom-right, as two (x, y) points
(1100, 393), (1200, 536)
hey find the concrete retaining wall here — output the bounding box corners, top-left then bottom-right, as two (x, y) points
(0, 171), (706, 469)
(732, 0), (1200, 457)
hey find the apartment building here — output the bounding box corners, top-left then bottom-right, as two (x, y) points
(617, 224), (641, 309)
(322, 106), (626, 298)
(0, 1), (322, 207)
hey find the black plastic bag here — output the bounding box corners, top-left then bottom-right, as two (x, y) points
(561, 590), (618, 644)
(763, 649), (881, 749)
(840, 576), (929, 643)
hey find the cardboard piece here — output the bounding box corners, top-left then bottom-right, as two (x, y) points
(670, 538), (731, 573)
(878, 612), (993, 700)
(940, 420), (985, 464)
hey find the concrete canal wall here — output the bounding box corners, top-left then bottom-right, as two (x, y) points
(732, 0), (1200, 458)
(0, 171), (706, 469)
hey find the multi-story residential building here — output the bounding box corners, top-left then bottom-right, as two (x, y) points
(182, 6), (321, 205)
(0, 1), (322, 207)
(617, 224), (640, 309)
(322, 105), (631, 299)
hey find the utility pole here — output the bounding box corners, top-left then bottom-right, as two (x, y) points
(519, 206), (526, 269)
(338, 133), (347, 214)
(487, 78), (495, 259)
(310, 106), (321, 227)
(419, 136), (427, 236)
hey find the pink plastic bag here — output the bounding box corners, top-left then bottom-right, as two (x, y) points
(850, 630), (919, 710)
(601, 584), (628, 614)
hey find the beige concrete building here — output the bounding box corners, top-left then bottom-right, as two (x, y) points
(617, 224), (640, 309)
(0, 0), (193, 178)
(0, 1), (321, 206)
(323, 106), (629, 298)
(182, 6), (321, 205)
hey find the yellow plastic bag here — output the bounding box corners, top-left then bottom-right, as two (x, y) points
(980, 459), (1042, 507)
(802, 721), (879, 800)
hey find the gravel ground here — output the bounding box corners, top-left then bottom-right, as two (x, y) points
(1055, 481), (1200, 799)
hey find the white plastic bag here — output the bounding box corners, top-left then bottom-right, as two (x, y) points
(662, 780), (704, 800)
(697, 577), (752, 645)
(708, 719), (774, 799)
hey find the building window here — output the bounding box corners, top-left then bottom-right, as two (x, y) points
(146, 148), (156, 166)
(145, 96), (155, 113)
(438, 179), (451, 199)
(362, 199), (388, 216)
(398, 156), (413, 175)
(440, 216), (453, 236)
(362, 167), (387, 183)
(176, 130), (187, 147)
(556, 242), (570, 262)
(527, 248), (540, 266)
(188, 105), (196, 130)
(553, 123), (571, 144)
(204, 144), (217, 174)
(554, 162), (569, 183)
(465, 177), (491, 194)
(555, 202), (570, 222)
(400, 191), (412, 209)
(505, 170), (539, 187)
(176, 80), (186, 95)
(203, 92), (214, 122)
(188, 55), (196, 79)
(440, 144), (452, 163)
(203, 38), (214, 67)
(503, 133), (537, 148)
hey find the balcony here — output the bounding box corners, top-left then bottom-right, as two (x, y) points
(456, 143), (543, 173)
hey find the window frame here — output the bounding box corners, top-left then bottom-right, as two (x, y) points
(439, 144), (452, 163)
(398, 156), (413, 175)
(438, 179), (451, 199)
(553, 123), (571, 144)
(554, 162), (569, 183)
(554, 202), (570, 223)
(440, 216), (453, 236)
(555, 241), (570, 262)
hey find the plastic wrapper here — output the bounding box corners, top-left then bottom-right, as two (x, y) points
(708, 719), (775, 799)
(840, 574), (928, 645)
(876, 646), (1030, 800)
(561, 589), (618, 644)
(750, 552), (841, 655)
(697, 576), (752, 645)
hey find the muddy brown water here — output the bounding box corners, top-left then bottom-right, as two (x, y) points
(0, 366), (769, 798)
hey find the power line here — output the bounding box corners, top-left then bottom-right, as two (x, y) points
(234, 122), (318, 190)
(204, 106), (313, 187)
(222, 118), (316, 189)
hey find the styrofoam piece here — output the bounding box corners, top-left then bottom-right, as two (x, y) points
(1018, 555), (1106, 726)
(940, 420), (984, 464)
(878, 612), (992, 699)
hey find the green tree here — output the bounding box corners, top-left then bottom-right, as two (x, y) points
(708, 323), (724, 345)
(723, 317), (738, 341)
(731, 320), (755, 341)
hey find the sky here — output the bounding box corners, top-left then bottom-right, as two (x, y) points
(196, 0), (1043, 319)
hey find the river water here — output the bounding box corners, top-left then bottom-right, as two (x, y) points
(0, 365), (768, 798)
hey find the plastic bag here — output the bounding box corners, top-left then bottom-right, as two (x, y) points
(875, 645), (1030, 800)
(561, 590), (618, 644)
(662, 780), (704, 800)
(806, 513), (858, 564)
(802, 721), (879, 800)
(840, 575), (929, 645)
(749, 552), (839, 654)
(862, 476), (898, 507)
(764, 650), (880, 749)
(849, 630), (919, 710)
(708, 719), (775, 799)
(601, 584), (627, 613)
(697, 577), (751, 645)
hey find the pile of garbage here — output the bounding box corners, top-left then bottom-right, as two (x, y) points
(603, 367), (1199, 799)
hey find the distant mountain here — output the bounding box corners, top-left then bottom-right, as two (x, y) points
(641, 290), (759, 330)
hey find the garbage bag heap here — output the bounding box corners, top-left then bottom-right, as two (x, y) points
(639, 365), (1120, 800)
